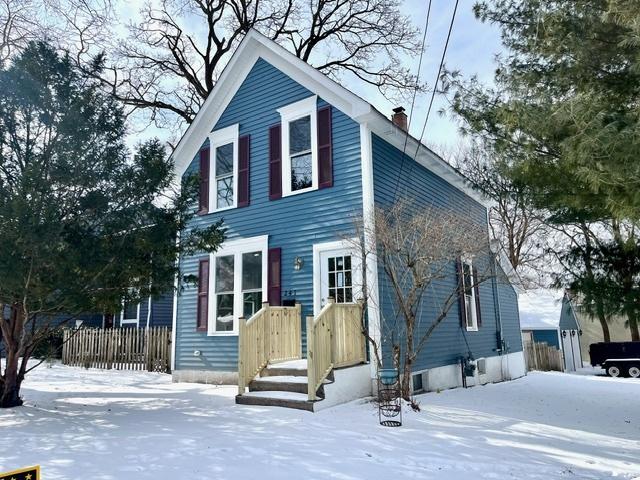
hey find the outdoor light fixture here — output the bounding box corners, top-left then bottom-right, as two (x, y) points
(294, 256), (304, 271)
(562, 331), (567, 337)
(193, 350), (201, 357)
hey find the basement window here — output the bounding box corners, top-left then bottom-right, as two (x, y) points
(412, 373), (424, 393)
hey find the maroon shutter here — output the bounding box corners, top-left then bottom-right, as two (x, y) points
(196, 258), (209, 331)
(456, 257), (466, 329)
(473, 266), (482, 327)
(317, 105), (333, 189)
(238, 134), (250, 207)
(198, 147), (210, 214)
(269, 124), (282, 200)
(268, 247), (281, 306)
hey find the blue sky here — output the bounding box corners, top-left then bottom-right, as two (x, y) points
(362, 0), (503, 152)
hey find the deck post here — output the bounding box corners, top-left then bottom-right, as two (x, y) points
(238, 316), (246, 396)
(306, 315), (316, 401)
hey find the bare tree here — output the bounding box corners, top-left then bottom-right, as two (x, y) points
(353, 200), (490, 400)
(449, 142), (549, 288)
(70, 0), (421, 132)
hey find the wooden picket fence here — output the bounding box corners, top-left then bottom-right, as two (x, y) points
(62, 327), (172, 373)
(523, 340), (564, 372)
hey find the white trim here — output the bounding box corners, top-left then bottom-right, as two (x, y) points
(312, 238), (359, 316)
(120, 301), (140, 327)
(208, 235), (269, 336)
(146, 294), (152, 328)
(277, 96), (318, 197)
(170, 29), (487, 210)
(170, 235), (180, 371)
(461, 257), (479, 332)
(208, 123), (239, 212)
(360, 124), (381, 380)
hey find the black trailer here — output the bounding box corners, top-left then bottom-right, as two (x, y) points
(589, 341), (640, 378)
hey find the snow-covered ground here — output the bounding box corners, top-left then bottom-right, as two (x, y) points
(1, 364), (639, 480)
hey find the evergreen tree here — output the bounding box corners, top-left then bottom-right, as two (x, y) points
(0, 42), (223, 408)
(447, 0), (640, 341)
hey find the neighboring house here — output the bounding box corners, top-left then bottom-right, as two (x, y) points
(520, 289), (564, 349)
(0, 293), (174, 330)
(170, 30), (525, 410)
(77, 293), (175, 329)
(562, 292), (633, 364)
(520, 289), (583, 371)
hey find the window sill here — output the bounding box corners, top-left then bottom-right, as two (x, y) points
(207, 331), (239, 337)
(466, 327), (479, 332)
(282, 185), (318, 198)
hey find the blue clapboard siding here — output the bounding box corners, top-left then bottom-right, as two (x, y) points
(530, 329), (560, 349)
(496, 268), (524, 353)
(174, 58), (363, 372)
(371, 133), (522, 372)
(150, 293), (174, 327)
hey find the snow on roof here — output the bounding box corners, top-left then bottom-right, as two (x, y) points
(519, 289), (564, 330)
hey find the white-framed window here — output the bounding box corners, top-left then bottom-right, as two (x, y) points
(462, 258), (478, 331)
(277, 95), (318, 197)
(121, 299), (140, 326)
(209, 124), (239, 211)
(209, 235), (268, 335)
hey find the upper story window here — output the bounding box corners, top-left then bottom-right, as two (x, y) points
(277, 96), (318, 197)
(209, 124), (239, 211)
(461, 258), (478, 331)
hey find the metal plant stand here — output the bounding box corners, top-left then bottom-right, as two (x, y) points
(378, 368), (402, 427)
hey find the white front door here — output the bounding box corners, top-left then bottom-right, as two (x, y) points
(314, 240), (362, 315)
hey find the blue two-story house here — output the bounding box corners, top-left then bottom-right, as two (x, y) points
(170, 30), (525, 411)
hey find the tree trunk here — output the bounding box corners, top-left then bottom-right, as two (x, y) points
(629, 311), (640, 342)
(595, 299), (611, 343)
(0, 352), (24, 408)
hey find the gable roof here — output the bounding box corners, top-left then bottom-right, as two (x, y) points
(171, 29), (488, 207)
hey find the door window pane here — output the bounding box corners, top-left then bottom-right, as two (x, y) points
(326, 255), (353, 304)
(242, 252), (262, 290)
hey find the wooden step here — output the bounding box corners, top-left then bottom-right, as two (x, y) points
(261, 359), (309, 378)
(249, 375), (311, 395)
(249, 375), (329, 397)
(235, 391), (316, 412)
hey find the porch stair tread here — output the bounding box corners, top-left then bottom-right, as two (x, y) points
(267, 359), (308, 370)
(253, 375), (310, 383)
(235, 390), (316, 412)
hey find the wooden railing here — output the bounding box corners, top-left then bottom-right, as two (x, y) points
(306, 299), (366, 401)
(237, 302), (302, 395)
(62, 326), (172, 373)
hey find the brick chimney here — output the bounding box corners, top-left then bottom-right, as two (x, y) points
(391, 106), (408, 131)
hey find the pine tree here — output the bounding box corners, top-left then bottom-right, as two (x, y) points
(0, 42), (224, 407)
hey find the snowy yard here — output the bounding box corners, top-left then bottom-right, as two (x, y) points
(1, 364), (639, 480)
